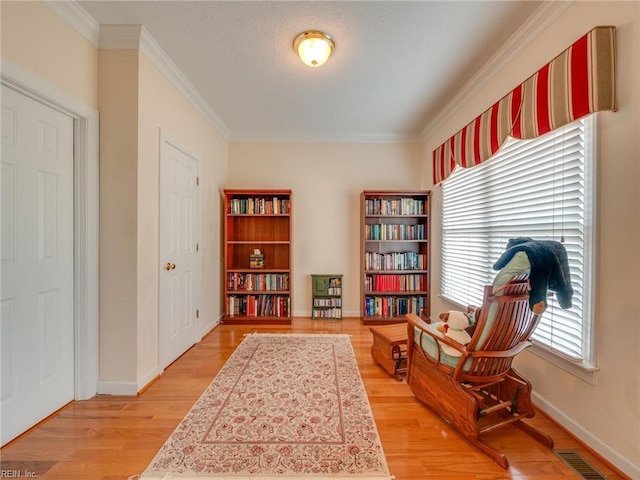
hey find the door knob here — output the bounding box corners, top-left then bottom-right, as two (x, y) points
(165, 262), (176, 271)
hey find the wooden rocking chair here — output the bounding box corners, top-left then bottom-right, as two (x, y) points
(405, 251), (554, 469)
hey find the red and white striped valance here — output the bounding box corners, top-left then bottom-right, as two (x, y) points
(433, 26), (617, 185)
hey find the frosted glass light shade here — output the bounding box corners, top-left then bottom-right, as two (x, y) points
(293, 31), (335, 67)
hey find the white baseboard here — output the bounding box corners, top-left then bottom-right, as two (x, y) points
(137, 367), (163, 393)
(98, 368), (162, 395)
(295, 310), (362, 319)
(97, 381), (139, 396)
(533, 392), (639, 479)
(201, 316), (221, 338)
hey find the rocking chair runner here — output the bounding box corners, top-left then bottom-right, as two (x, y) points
(405, 251), (554, 469)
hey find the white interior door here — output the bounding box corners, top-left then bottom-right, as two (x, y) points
(159, 135), (201, 368)
(1, 86), (75, 445)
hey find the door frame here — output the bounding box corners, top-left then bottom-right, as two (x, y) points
(2, 59), (99, 400)
(158, 129), (202, 369)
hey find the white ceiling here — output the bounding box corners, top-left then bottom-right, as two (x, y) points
(76, 0), (546, 143)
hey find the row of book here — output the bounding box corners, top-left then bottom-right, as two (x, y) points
(324, 277), (342, 295)
(364, 274), (426, 292)
(364, 198), (426, 216)
(313, 298), (342, 307)
(312, 308), (342, 319)
(228, 197), (291, 215)
(363, 295), (426, 318)
(364, 252), (427, 271)
(227, 273), (289, 291)
(227, 295), (290, 317)
(365, 223), (426, 240)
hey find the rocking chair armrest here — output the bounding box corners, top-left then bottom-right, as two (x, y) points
(406, 312), (431, 331)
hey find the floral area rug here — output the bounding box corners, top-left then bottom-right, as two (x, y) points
(141, 333), (392, 479)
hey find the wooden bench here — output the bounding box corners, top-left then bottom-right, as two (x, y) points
(369, 323), (408, 378)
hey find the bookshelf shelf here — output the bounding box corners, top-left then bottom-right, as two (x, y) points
(223, 189), (292, 325)
(360, 190), (431, 325)
(228, 241), (290, 245)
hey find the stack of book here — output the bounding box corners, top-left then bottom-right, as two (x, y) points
(364, 198), (425, 216)
(364, 296), (426, 317)
(364, 274), (425, 292)
(228, 272), (289, 291)
(229, 197), (291, 215)
(250, 254), (265, 269)
(365, 223), (426, 240)
(364, 251), (426, 270)
(227, 294), (290, 317)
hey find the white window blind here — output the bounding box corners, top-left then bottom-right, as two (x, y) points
(441, 117), (593, 362)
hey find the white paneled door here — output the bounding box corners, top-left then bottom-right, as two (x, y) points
(1, 86), (75, 445)
(159, 136), (200, 369)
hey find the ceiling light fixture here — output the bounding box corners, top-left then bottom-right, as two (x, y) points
(293, 30), (335, 67)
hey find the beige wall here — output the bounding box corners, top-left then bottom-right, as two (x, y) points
(228, 143), (424, 317)
(98, 49), (140, 384)
(137, 53), (228, 382)
(98, 46), (229, 389)
(0, 1), (98, 109)
(426, 2), (640, 475)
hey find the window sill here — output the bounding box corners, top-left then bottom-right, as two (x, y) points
(528, 343), (599, 385)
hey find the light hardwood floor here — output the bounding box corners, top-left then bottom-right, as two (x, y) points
(0, 317), (627, 479)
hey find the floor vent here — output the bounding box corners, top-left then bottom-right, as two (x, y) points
(554, 450), (607, 479)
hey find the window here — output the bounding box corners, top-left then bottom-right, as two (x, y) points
(441, 116), (598, 382)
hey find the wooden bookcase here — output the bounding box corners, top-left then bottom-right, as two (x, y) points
(360, 190), (430, 324)
(311, 274), (343, 319)
(223, 189), (292, 324)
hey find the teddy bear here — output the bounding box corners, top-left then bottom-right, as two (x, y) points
(436, 310), (473, 357)
(438, 307), (479, 336)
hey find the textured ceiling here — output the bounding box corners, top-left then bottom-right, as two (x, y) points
(77, 1), (544, 142)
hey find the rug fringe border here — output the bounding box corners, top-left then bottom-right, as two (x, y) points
(140, 475), (394, 480)
(244, 332), (352, 337)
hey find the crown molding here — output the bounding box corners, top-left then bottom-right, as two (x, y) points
(229, 131), (424, 144)
(45, 1), (100, 47)
(46, 1), (573, 146)
(98, 24), (230, 139)
(138, 27), (231, 139)
(99, 25), (143, 50)
(48, 3), (231, 140)
(420, 0), (575, 142)
(43, 1), (437, 145)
